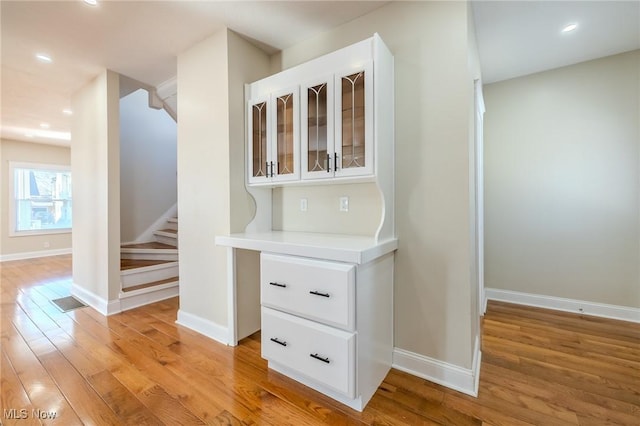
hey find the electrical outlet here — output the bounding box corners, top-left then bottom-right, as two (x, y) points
(339, 196), (349, 212)
(300, 198), (308, 212)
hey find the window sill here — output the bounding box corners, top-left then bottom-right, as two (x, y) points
(9, 229), (72, 238)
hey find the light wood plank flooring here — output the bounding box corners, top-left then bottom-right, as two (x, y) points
(1, 255), (638, 425)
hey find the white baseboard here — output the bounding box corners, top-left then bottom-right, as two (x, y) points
(71, 283), (121, 316)
(176, 309), (229, 345)
(1, 248), (71, 262)
(485, 288), (640, 324)
(392, 338), (481, 397)
(472, 336), (482, 396)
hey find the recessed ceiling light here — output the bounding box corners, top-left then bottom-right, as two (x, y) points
(562, 23), (578, 33)
(63, 109), (73, 115)
(36, 53), (53, 63)
(84, 0), (98, 5)
(40, 122), (50, 129)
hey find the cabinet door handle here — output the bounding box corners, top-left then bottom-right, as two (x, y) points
(309, 290), (330, 298)
(327, 154), (331, 172)
(270, 161), (275, 178)
(270, 337), (287, 347)
(334, 153), (339, 171)
(269, 282), (287, 288)
(310, 353), (330, 364)
(266, 161), (270, 178)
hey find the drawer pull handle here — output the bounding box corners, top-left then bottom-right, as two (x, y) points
(269, 282), (287, 288)
(309, 290), (330, 298)
(270, 337), (287, 347)
(310, 353), (330, 364)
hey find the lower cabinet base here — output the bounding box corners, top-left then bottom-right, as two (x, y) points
(267, 360), (369, 412)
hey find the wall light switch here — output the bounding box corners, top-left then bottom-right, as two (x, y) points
(300, 198), (308, 212)
(339, 196), (349, 212)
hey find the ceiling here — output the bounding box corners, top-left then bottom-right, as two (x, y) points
(0, 0), (389, 145)
(472, 1), (640, 84)
(1, 1), (639, 146)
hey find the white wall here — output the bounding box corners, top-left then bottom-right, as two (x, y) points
(272, 1), (479, 370)
(120, 89), (177, 242)
(177, 28), (270, 334)
(0, 139), (72, 258)
(71, 69), (121, 308)
(484, 50), (640, 309)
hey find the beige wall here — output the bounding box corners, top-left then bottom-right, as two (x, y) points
(274, 1), (478, 369)
(272, 183), (381, 236)
(484, 50), (640, 308)
(71, 69), (121, 304)
(177, 28), (270, 327)
(0, 139), (72, 257)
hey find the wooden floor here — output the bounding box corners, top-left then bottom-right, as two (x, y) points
(1, 255), (639, 425)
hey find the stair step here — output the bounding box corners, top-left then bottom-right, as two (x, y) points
(121, 259), (174, 271)
(164, 218), (178, 231)
(120, 260), (179, 288)
(118, 277), (179, 312)
(154, 229), (178, 247)
(122, 242), (176, 249)
(122, 276), (179, 293)
(156, 228), (177, 235)
(121, 242), (178, 261)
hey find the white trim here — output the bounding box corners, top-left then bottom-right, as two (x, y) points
(226, 247), (238, 346)
(176, 309), (229, 345)
(156, 76), (177, 101)
(8, 228), (71, 237)
(482, 292), (488, 316)
(0, 247), (71, 262)
(485, 288), (640, 324)
(119, 282), (179, 312)
(392, 346), (480, 397)
(71, 283), (121, 316)
(472, 336), (482, 396)
(133, 203), (177, 243)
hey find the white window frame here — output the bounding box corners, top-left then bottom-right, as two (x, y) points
(9, 161), (72, 237)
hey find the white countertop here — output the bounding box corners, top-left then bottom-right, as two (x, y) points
(215, 231), (398, 264)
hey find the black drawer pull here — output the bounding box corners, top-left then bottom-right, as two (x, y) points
(309, 290), (330, 298)
(270, 337), (287, 347)
(310, 353), (330, 364)
(269, 282), (287, 288)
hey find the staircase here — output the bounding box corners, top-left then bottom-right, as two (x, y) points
(119, 216), (179, 311)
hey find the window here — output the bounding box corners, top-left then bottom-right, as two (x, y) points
(10, 162), (72, 235)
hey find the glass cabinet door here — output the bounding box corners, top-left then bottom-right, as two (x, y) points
(249, 98), (269, 181)
(335, 62), (373, 177)
(271, 87), (299, 182)
(301, 76), (334, 179)
(339, 71), (365, 169)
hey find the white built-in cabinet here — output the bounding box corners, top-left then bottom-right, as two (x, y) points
(218, 34), (396, 412)
(301, 61), (374, 180)
(248, 86), (300, 184)
(247, 44), (376, 184)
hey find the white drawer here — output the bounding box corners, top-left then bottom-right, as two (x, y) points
(261, 253), (355, 330)
(261, 307), (356, 398)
